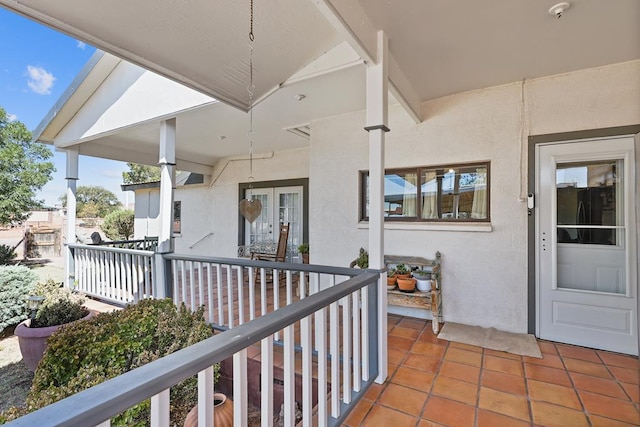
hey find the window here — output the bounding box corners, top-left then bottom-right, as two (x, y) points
(360, 162), (490, 222)
(173, 201), (181, 234)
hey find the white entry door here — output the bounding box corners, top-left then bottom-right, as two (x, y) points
(244, 186), (303, 262)
(537, 136), (638, 355)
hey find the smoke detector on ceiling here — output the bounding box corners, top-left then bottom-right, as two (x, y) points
(548, 2), (570, 19)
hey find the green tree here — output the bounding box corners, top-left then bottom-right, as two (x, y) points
(0, 107), (55, 225)
(59, 185), (122, 218)
(122, 162), (161, 184)
(101, 209), (134, 240)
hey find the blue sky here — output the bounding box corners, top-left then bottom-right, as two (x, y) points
(0, 8), (131, 207)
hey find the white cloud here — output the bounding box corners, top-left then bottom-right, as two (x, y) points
(26, 65), (56, 95)
(7, 113), (17, 122)
(76, 40), (86, 50)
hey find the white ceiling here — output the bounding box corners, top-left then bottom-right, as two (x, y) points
(3, 0), (639, 170)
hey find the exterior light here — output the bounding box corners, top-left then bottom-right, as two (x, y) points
(27, 295), (44, 320)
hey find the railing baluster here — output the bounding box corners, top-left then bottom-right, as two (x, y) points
(181, 260), (187, 305)
(353, 289), (361, 392)
(260, 267), (267, 316)
(329, 281), (339, 417)
(261, 336), (273, 427)
(189, 261), (196, 310)
(301, 313), (312, 426)
(216, 264), (223, 326)
(342, 294), (352, 404)
(171, 259), (179, 305)
(197, 262), (204, 309)
(361, 284), (369, 382)
(283, 323), (295, 427)
(237, 267), (244, 324)
(226, 265), (234, 327)
(95, 420), (110, 427)
(150, 389), (170, 427)
(315, 306), (327, 427)
(197, 366), (214, 427)
(207, 263), (214, 324)
(233, 349), (248, 426)
(248, 266), (255, 321)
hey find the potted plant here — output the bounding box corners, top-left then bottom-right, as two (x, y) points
(387, 268), (397, 289)
(396, 276), (416, 293)
(394, 263), (411, 279)
(351, 247), (369, 269)
(298, 243), (309, 264)
(413, 269), (432, 292)
(13, 280), (91, 371)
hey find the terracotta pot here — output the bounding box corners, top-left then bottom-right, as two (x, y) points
(184, 392), (234, 427)
(14, 311), (93, 371)
(302, 253), (309, 264)
(395, 273), (411, 280)
(387, 276), (397, 287)
(396, 277), (416, 293)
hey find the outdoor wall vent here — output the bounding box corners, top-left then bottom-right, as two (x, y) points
(284, 123), (311, 140)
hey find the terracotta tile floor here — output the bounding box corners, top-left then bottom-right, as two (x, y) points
(344, 315), (640, 427)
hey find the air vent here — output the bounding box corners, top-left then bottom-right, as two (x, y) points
(284, 123), (311, 140)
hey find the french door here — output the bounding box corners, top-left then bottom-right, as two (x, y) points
(244, 186), (303, 262)
(536, 136), (638, 355)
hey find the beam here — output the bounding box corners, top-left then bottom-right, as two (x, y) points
(312, 0), (423, 123)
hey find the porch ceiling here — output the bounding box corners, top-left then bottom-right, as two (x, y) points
(4, 0), (639, 170)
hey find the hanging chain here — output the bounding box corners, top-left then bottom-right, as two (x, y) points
(247, 0), (255, 196)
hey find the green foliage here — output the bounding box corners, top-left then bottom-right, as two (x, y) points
(122, 162), (161, 185)
(0, 107), (55, 225)
(297, 243), (309, 254)
(101, 209), (134, 240)
(355, 247), (369, 268)
(1, 299), (217, 426)
(0, 244), (17, 265)
(59, 185), (122, 218)
(0, 265), (38, 332)
(32, 298), (88, 328)
(395, 264), (410, 275)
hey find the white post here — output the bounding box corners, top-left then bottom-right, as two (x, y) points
(366, 31), (389, 384)
(155, 119), (176, 299)
(65, 148), (79, 289)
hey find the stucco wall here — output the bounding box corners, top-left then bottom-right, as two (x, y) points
(309, 60), (640, 333)
(170, 186), (215, 255)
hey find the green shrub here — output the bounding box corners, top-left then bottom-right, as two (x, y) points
(0, 244), (16, 265)
(1, 299), (218, 426)
(101, 209), (134, 240)
(29, 279), (87, 328)
(0, 265), (38, 332)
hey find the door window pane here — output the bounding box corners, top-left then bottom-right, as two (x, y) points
(556, 160), (622, 245)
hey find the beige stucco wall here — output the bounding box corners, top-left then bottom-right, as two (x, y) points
(309, 60), (640, 333)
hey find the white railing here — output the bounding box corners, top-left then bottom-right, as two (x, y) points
(69, 243), (155, 305)
(168, 255), (360, 329)
(6, 270), (381, 427)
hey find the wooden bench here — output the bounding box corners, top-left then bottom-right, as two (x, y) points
(385, 252), (442, 334)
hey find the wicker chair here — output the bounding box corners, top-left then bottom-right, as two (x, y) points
(251, 223), (289, 283)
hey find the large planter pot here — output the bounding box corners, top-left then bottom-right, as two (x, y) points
(397, 277), (416, 293)
(14, 311), (93, 371)
(184, 392), (234, 427)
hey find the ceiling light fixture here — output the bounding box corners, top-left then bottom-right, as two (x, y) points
(548, 2), (570, 19)
(295, 94), (306, 101)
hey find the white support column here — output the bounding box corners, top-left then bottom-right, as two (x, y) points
(366, 31), (389, 384)
(155, 118), (176, 299)
(65, 148), (79, 289)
